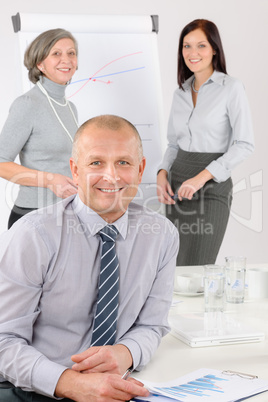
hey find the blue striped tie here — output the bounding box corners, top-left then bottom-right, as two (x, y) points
(91, 225), (119, 346)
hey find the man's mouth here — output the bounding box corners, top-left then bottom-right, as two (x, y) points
(99, 188), (122, 193)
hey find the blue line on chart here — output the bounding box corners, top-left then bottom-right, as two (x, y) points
(71, 66), (145, 84)
(153, 374), (228, 399)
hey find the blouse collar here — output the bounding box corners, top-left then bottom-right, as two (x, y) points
(183, 70), (227, 91)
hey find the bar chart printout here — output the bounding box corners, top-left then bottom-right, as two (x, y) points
(154, 373), (227, 398)
(135, 368), (268, 402)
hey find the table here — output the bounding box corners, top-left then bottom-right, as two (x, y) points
(133, 265), (268, 401)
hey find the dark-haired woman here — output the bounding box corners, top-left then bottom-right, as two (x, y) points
(157, 19), (254, 265)
(0, 29), (79, 228)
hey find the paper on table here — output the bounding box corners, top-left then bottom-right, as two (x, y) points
(133, 368), (268, 402)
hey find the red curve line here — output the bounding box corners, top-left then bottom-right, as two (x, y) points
(68, 51), (143, 99)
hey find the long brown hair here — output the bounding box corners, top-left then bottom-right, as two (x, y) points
(177, 19), (227, 89)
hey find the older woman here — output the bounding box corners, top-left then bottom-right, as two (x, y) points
(0, 28), (79, 228)
(157, 19), (254, 266)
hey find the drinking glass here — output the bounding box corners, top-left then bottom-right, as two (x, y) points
(225, 256), (246, 303)
(204, 265), (225, 312)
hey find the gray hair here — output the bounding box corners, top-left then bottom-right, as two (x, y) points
(72, 115), (143, 163)
(24, 28), (78, 84)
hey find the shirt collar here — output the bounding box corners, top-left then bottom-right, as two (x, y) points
(207, 70), (226, 85)
(71, 194), (129, 239)
(183, 71), (226, 91)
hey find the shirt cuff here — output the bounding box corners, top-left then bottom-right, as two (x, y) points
(206, 160), (231, 183)
(157, 162), (170, 175)
(31, 355), (68, 399)
(116, 338), (142, 370)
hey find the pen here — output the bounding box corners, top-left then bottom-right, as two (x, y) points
(121, 368), (132, 380)
(131, 399), (151, 402)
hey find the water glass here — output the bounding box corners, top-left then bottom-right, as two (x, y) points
(204, 265), (225, 312)
(225, 256), (246, 303)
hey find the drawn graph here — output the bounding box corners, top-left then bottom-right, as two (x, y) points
(153, 374), (228, 399)
(67, 51), (145, 99)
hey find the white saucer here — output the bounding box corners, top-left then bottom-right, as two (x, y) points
(174, 290), (204, 297)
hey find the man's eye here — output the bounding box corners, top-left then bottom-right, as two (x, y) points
(92, 161), (101, 166)
(118, 161), (128, 165)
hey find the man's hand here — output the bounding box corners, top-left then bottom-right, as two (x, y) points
(71, 344), (132, 375)
(55, 369), (150, 402)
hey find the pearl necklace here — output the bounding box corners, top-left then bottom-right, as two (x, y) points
(37, 81), (79, 143)
(191, 78), (199, 93)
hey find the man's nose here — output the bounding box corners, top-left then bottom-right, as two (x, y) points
(102, 165), (120, 183)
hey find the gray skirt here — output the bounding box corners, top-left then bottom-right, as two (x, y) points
(166, 149), (233, 266)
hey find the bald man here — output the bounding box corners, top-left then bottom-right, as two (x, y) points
(0, 115), (179, 402)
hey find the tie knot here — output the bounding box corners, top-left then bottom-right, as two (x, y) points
(99, 225), (118, 242)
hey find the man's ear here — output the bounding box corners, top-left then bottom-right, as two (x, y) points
(70, 158), (78, 185)
(138, 157), (146, 184)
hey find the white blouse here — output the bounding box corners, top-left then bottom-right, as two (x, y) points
(159, 71), (254, 182)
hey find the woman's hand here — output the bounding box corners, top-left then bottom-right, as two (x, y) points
(45, 173), (78, 198)
(177, 169), (214, 201)
(0, 162), (77, 199)
(157, 169), (175, 205)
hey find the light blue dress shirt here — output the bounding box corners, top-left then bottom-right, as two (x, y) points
(0, 195), (179, 398)
(159, 71), (254, 182)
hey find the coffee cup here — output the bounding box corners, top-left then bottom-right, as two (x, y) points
(247, 268), (268, 299)
(174, 273), (203, 294)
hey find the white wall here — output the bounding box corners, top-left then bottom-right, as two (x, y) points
(0, 0), (267, 264)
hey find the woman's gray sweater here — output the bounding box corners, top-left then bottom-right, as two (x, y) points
(0, 77), (78, 208)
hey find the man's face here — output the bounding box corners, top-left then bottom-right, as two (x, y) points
(70, 125), (146, 222)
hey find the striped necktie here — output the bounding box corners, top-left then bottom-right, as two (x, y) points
(91, 225), (119, 346)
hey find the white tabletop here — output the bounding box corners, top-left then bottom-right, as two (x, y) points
(133, 266), (268, 402)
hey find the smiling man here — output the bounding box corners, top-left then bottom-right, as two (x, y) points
(0, 115), (179, 402)
(70, 116), (145, 222)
